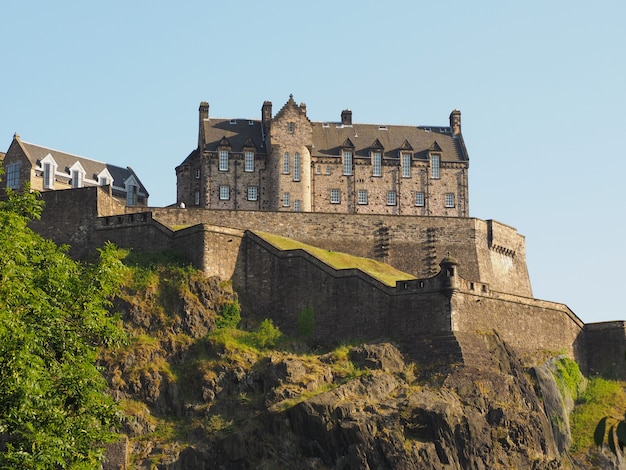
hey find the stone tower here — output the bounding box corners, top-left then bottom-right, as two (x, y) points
(266, 95), (313, 212)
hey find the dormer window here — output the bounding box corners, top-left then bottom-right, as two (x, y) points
(343, 150), (353, 176)
(401, 153), (412, 178)
(373, 152), (382, 177)
(69, 162), (86, 189)
(41, 154), (58, 190)
(219, 151), (229, 171)
(431, 154), (440, 179)
(97, 168), (114, 187)
(244, 151), (254, 172)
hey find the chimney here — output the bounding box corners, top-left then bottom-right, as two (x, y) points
(198, 101), (209, 149)
(341, 109), (352, 126)
(450, 109), (461, 136)
(262, 100), (273, 138)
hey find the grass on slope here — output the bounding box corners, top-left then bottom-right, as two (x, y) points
(254, 231), (416, 287)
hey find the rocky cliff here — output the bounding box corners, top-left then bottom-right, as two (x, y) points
(99, 263), (621, 469)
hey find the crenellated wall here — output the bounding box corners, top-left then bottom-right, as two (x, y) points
(26, 187), (625, 377)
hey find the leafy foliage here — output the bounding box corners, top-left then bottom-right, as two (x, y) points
(0, 189), (127, 468)
(297, 306), (315, 339)
(216, 301), (241, 329)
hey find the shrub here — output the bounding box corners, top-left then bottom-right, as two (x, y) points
(255, 319), (282, 349)
(297, 306), (315, 338)
(216, 301), (241, 329)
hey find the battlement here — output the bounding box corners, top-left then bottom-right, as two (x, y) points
(26, 187), (625, 377)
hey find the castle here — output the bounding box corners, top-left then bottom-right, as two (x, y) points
(5, 96), (626, 379)
(176, 95), (468, 217)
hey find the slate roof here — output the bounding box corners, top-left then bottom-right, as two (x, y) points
(18, 140), (149, 196)
(197, 115), (467, 163)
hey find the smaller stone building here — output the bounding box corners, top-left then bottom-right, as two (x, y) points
(176, 96), (469, 216)
(1, 134), (149, 206)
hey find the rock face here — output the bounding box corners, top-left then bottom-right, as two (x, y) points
(102, 270), (619, 469)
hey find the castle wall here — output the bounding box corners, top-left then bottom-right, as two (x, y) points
(150, 208), (532, 297)
(451, 290), (585, 365)
(584, 322), (626, 378)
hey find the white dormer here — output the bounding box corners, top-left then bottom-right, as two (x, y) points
(124, 175), (139, 206)
(69, 161), (86, 188)
(40, 154), (58, 190)
(97, 168), (114, 187)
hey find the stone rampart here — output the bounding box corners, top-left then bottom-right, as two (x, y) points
(584, 322), (626, 378)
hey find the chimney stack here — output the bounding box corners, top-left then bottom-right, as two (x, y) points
(341, 109), (352, 126)
(198, 101), (209, 149)
(450, 109), (461, 136)
(262, 100), (273, 138)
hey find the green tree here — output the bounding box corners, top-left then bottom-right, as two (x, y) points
(0, 188), (127, 468)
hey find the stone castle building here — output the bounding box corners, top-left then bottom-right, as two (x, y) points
(176, 95), (468, 217)
(1, 134), (149, 207)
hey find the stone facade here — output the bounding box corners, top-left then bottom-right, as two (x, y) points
(176, 96), (469, 217)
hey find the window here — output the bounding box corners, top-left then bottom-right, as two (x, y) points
(43, 162), (54, 189)
(194, 190), (200, 205)
(401, 153), (411, 178)
(195, 168), (201, 179)
(219, 185), (230, 200)
(445, 193), (455, 208)
(99, 176), (109, 186)
(126, 185), (138, 206)
(326, 166), (331, 175)
(244, 151), (254, 172)
(330, 189), (340, 204)
(358, 189), (368, 205)
(415, 192), (425, 207)
(373, 152), (382, 176)
(431, 154), (440, 179)
(247, 186), (258, 201)
(72, 169), (83, 188)
(283, 152), (290, 174)
(283, 192), (290, 207)
(288, 122), (295, 134)
(294, 152), (300, 181)
(294, 200), (301, 212)
(343, 151), (353, 176)
(219, 151), (229, 171)
(316, 165), (321, 174)
(6, 162), (20, 189)
(387, 191), (397, 206)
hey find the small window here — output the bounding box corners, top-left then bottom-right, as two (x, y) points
(288, 122), (295, 134)
(244, 151), (254, 172)
(326, 166), (331, 175)
(431, 154), (440, 179)
(294, 152), (300, 181)
(126, 185), (138, 206)
(247, 186), (258, 201)
(195, 168), (201, 179)
(387, 191), (397, 206)
(316, 165), (321, 174)
(294, 200), (301, 212)
(219, 185), (230, 200)
(72, 170), (83, 188)
(401, 153), (411, 178)
(99, 176), (109, 186)
(194, 190), (200, 205)
(373, 152), (382, 177)
(43, 162), (54, 189)
(283, 192), (290, 207)
(415, 192), (425, 207)
(219, 151), (229, 171)
(445, 192), (455, 208)
(6, 162), (21, 189)
(343, 150), (353, 176)
(330, 189), (340, 204)
(358, 189), (368, 205)
(283, 152), (290, 174)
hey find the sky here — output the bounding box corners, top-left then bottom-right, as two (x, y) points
(2, 1), (625, 324)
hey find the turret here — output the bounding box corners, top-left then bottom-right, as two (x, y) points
(439, 253), (459, 291)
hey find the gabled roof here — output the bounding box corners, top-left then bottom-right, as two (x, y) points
(200, 119), (266, 154)
(17, 140), (149, 196)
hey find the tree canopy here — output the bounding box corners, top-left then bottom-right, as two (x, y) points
(0, 188), (127, 469)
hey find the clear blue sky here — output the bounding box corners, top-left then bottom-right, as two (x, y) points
(2, 1), (625, 324)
